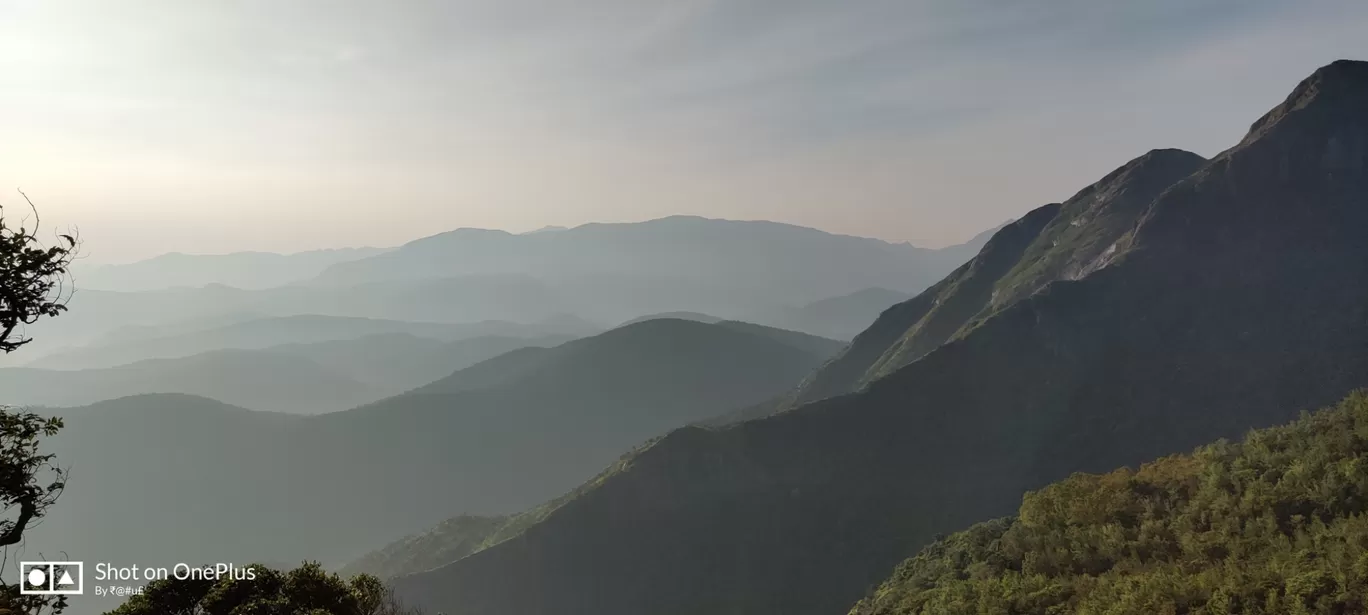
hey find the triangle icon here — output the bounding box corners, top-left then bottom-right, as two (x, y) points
(57, 570), (75, 586)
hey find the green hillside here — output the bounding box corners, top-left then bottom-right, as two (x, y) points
(851, 392), (1368, 615)
(389, 61), (1368, 615)
(339, 514), (510, 579)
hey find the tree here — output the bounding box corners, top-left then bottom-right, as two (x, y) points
(107, 562), (427, 615)
(0, 193), (77, 615)
(0, 191), (77, 354)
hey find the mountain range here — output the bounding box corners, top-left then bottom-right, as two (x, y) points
(16, 57), (1366, 615)
(312, 216), (991, 299)
(33, 318), (843, 615)
(14, 217), (991, 367)
(382, 60), (1368, 615)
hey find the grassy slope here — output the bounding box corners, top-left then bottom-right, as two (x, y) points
(339, 514), (511, 579)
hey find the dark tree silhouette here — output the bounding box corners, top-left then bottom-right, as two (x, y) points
(0, 191), (77, 354)
(0, 192), (77, 615)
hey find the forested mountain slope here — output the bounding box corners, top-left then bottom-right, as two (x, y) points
(851, 392), (1368, 615)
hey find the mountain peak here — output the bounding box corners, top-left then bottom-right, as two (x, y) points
(1073, 148), (1206, 203)
(1136, 147), (1205, 165)
(1243, 59), (1368, 147)
(1305, 59), (1368, 92)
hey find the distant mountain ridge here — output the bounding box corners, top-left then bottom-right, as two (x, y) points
(27, 314), (588, 370)
(314, 216), (992, 305)
(30, 218), (995, 361)
(388, 60), (1368, 615)
(74, 247), (389, 291)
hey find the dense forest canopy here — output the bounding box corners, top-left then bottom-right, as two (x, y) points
(851, 392), (1368, 615)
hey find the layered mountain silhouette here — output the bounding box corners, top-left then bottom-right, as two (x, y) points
(0, 350), (379, 414)
(27, 314), (586, 370)
(24, 278), (597, 360)
(1, 333), (574, 412)
(388, 61), (1368, 615)
(27, 218), (994, 367)
(30, 318), (842, 614)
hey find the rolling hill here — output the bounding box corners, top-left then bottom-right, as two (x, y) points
(616, 311), (724, 327)
(386, 61), (1368, 615)
(0, 350), (378, 414)
(25, 319), (842, 614)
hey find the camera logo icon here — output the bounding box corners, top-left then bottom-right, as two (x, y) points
(19, 561), (83, 595)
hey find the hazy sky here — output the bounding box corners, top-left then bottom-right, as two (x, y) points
(2, 0), (1366, 263)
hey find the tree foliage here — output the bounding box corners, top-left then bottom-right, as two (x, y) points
(850, 391), (1368, 615)
(0, 191), (77, 354)
(0, 194), (76, 614)
(106, 562), (424, 615)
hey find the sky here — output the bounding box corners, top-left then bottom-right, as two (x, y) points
(1, 0), (1366, 264)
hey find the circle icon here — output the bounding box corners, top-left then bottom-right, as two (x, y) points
(27, 567), (46, 588)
